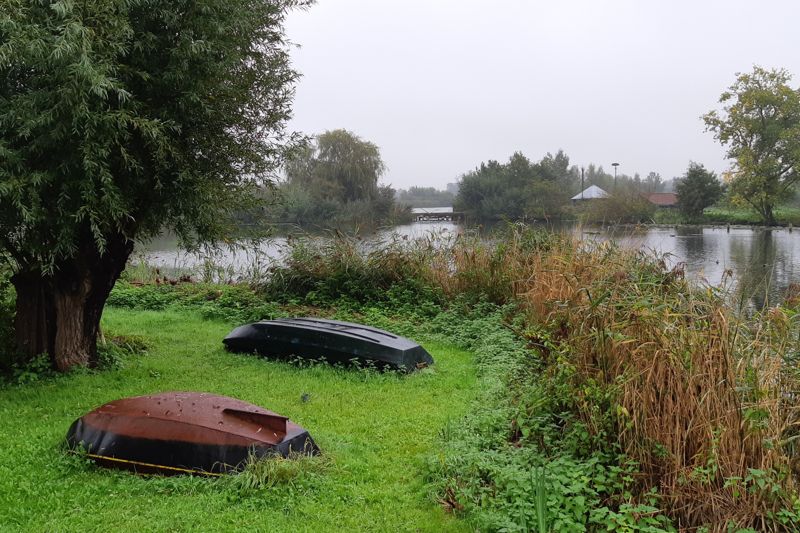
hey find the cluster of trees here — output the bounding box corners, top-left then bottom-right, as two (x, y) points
(274, 130), (408, 226)
(454, 66), (800, 226)
(457, 65), (800, 226)
(454, 150), (668, 221)
(583, 166), (668, 195)
(396, 187), (455, 208)
(454, 150), (580, 220)
(581, 163), (725, 224)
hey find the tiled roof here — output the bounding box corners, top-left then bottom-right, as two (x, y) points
(643, 192), (678, 206)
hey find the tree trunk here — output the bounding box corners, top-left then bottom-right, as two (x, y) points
(51, 269), (96, 371)
(765, 206), (776, 226)
(12, 271), (56, 366)
(12, 234), (134, 371)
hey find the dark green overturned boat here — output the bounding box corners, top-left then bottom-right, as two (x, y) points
(223, 318), (434, 372)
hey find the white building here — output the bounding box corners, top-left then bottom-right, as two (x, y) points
(571, 185), (609, 202)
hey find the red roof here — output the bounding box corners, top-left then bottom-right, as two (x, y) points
(643, 192), (678, 206)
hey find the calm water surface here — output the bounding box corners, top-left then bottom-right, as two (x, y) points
(603, 226), (800, 308)
(139, 221), (800, 308)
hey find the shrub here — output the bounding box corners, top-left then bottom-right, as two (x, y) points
(107, 282), (283, 324)
(262, 232), (445, 307)
(424, 229), (800, 530)
(579, 192), (656, 224)
(426, 301), (674, 531)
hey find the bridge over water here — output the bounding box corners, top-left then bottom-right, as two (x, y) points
(411, 207), (465, 223)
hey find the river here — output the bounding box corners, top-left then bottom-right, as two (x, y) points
(138, 220), (800, 309)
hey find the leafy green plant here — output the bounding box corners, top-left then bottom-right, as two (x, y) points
(261, 232), (445, 307)
(96, 334), (149, 370)
(10, 352), (54, 385)
(107, 282), (284, 324)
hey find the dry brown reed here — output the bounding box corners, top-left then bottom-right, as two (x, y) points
(430, 228), (800, 531)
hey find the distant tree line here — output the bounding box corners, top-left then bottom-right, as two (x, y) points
(585, 167), (668, 195)
(274, 68), (798, 228)
(453, 150), (669, 222)
(396, 187), (455, 208)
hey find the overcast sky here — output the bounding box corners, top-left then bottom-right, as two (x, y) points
(284, 0), (800, 189)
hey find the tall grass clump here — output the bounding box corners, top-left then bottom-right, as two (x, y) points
(428, 225), (800, 530)
(262, 232), (445, 310)
(430, 224), (564, 305)
(512, 239), (800, 529)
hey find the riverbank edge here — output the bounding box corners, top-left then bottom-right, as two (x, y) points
(4, 225), (800, 531)
(583, 222), (799, 231)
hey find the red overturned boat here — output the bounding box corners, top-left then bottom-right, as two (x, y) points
(66, 392), (318, 475)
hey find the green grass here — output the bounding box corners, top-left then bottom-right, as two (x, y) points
(0, 308), (477, 532)
(703, 205), (800, 225)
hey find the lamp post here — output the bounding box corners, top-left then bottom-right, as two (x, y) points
(612, 162), (619, 191)
(581, 167), (585, 200)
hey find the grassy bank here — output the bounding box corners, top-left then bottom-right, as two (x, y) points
(649, 206), (800, 226)
(701, 206), (800, 226)
(3, 225), (800, 532)
(0, 308), (476, 532)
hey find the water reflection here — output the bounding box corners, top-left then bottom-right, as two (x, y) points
(596, 226), (800, 309)
(727, 229), (798, 309)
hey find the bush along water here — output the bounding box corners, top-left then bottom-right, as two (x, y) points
(98, 225), (800, 531)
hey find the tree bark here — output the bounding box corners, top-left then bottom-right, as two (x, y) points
(12, 271), (56, 366)
(762, 204), (776, 226)
(12, 233), (134, 371)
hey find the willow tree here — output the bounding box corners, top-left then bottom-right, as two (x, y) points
(285, 129), (386, 202)
(704, 66), (800, 225)
(0, 0), (305, 370)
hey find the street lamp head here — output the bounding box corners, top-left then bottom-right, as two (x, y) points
(611, 162), (619, 191)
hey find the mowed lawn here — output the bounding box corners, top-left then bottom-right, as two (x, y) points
(0, 309), (476, 532)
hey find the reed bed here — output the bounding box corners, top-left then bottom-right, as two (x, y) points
(430, 227), (800, 530)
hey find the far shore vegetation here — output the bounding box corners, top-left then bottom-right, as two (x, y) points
(266, 129), (412, 229)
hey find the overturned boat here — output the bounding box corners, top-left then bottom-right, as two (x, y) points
(223, 317), (434, 372)
(66, 392), (318, 475)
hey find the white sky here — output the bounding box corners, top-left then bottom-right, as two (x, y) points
(284, 0), (800, 189)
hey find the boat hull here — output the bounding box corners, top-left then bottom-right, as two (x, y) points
(66, 392), (318, 475)
(223, 318), (434, 372)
